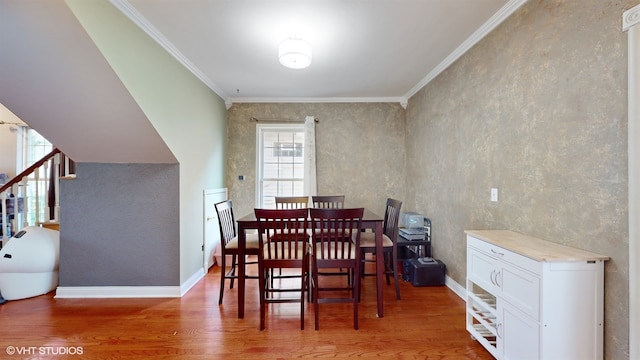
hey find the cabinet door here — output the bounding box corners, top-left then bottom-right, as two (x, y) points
(468, 247), (500, 294)
(499, 302), (540, 360)
(500, 262), (540, 320)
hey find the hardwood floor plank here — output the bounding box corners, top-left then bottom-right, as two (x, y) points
(0, 264), (494, 359)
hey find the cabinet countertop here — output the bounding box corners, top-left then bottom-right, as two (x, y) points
(465, 230), (610, 263)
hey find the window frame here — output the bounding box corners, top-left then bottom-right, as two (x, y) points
(255, 123), (306, 208)
(17, 128), (53, 225)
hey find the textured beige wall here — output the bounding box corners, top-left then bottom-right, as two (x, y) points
(405, 1), (630, 358)
(226, 1), (630, 357)
(226, 102), (407, 219)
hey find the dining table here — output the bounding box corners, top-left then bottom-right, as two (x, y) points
(235, 208), (385, 319)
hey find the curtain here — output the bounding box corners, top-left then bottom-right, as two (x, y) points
(304, 116), (317, 201)
(48, 158), (55, 220)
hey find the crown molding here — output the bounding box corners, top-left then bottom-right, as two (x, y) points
(623, 4), (640, 32)
(109, 0), (230, 103)
(111, 0), (523, 111)
(403, 0), (528, 101)
(228, 96), (408, 109)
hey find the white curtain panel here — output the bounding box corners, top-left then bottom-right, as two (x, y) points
(304, 116), (317, 202)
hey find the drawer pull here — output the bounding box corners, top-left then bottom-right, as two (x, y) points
(490, 269), (502, 288)
(491, 248), (505, 257)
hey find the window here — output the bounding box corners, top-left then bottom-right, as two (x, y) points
(20, 128), (53, 171)
(18, 128), (53, 225)
(273, 142), (303, 157)
(257, 124), (305, 208)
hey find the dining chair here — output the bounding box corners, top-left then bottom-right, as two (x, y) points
(270, 196), (310, 287)
(255, 208), (310, 330)
(359, 198), (403, 300)
(310, 207), (364, 330)
(311, 195), (349, 283)
(214, 199), (260, 305)
(311, 195), (345, 209)
(275, 196), (309, 209)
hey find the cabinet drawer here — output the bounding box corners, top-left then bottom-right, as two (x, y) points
(467, 235), (540, 275)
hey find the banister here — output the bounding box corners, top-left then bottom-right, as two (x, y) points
(0, 148), (74, 240)
(0, 148), (61, 194)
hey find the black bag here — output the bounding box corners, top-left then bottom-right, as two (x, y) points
(403, 258), (446, 287)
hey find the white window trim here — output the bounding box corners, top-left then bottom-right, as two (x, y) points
(255, 123), (305, 208)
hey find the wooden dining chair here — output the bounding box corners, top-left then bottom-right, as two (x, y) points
(214, 200), (260, 305)
(311, 195), (349, 283)
(311, 195), (345, 209)
(269, 196), (309, 287)
(255, 208), (310, 330)
(359, 198), (403, 300)
(275, 196), (309, 209)
(310, 207), (364, 330)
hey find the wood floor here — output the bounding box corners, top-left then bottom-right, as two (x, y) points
(0, 261), (494, 359)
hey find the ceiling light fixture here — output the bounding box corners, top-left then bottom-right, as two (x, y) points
(278, 36), (312, 69)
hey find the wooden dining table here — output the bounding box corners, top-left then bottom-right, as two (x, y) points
(235, 208), (385, 319)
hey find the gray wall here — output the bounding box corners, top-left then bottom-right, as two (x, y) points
(405, 1), (630, 359)
(226, 102), (407, 218)
(59, 163), (179, 286)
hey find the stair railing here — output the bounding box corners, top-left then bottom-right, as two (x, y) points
(0, 148), (75, 242)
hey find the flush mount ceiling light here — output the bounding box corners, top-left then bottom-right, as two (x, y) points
(278, 36), (312, 69)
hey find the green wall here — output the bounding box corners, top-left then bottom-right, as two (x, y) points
(66, 0), (228, 284)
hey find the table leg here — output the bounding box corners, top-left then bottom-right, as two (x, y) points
(375, 221), (384, 318)
(237, 224), (246, 319)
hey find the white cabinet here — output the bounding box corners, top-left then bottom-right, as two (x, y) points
(465, 230), (609, 360)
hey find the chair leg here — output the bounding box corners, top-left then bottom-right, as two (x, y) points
(218, 254), (226, 305)
(383, 251), (401, 300)
(307, 265), (313, 303)
(229, 254), (237, 289)
(313, 266), (320, 330)
(393, 268), (401, 300)
(300, 266), (307, 330)
(353, 265), (360, 330)
(360, 249), (366, 279)
(384, 252), (392, 286)
(259, 266), (267, 330)
(393, 250), (401, 300)
(358, 254), (363, 302)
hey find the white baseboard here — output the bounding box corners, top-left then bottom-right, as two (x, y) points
(55, 286), (181, 298)
(180, 267), (205, 296)
(55, 268), (206, 299)
(445, 274), (466, 300)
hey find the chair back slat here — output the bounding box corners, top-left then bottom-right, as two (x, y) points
(275, 196), (309, 209)
(311, 195), (345, 209)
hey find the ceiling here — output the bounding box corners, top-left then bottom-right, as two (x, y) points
(117, 0), (527, 106)
(1, 0), (526, 164)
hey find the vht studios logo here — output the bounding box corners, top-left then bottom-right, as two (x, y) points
(6, 346), (84, 356)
